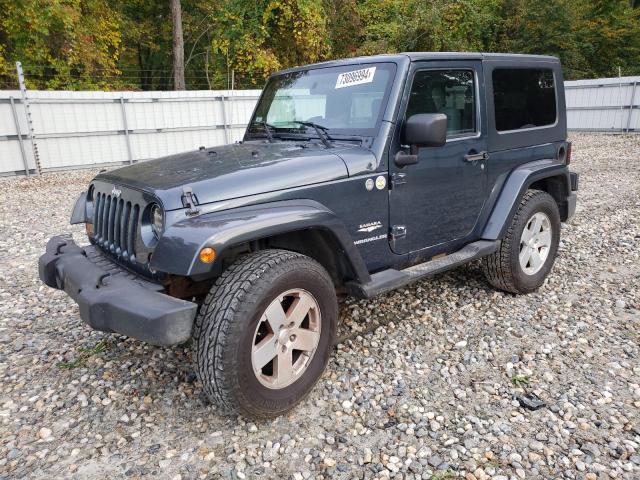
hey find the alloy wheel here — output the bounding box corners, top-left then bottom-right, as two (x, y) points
(519, 211), (552, 275)
(251, 289), (322, 389)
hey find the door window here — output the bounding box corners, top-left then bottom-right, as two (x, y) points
(406, 69), (476, 138)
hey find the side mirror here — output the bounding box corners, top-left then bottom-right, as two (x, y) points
(394, 113), (447, 168)
(404, 113), (447, 148)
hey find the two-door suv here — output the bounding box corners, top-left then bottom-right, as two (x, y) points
(40, 53), (578, 418)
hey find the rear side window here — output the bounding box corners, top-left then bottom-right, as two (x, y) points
(492, 68), (556, 132)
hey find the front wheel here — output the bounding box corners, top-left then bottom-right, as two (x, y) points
(482, 190), (561, 294)
(193, 249), (337, 419)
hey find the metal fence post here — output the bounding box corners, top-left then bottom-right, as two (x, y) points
(626, 81), (637, 134)
(16, 61), (41, 175)
(220, 94), (230, 144)
(119, 96), (134, 163)
(9, 96), (30, 176)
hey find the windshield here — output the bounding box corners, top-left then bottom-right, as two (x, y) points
(246, 63), (396, 141)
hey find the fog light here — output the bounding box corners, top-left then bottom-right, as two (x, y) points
(199, 247), (216, 264)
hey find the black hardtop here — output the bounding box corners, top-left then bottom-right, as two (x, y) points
(274, 52), (560, 75)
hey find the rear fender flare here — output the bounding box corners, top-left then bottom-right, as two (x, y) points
(482, 159), (571, 240)
(151, 199), (370, 283)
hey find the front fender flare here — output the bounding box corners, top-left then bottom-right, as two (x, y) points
(482, 159), (571, 240)
(70, 191), (91, 224)
(151, 199), (370, 283)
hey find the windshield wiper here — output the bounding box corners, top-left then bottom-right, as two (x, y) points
(290, 121), (333, 148)
(257, 120), (276, 142)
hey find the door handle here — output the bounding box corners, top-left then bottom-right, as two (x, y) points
(464, 151), (489, 162)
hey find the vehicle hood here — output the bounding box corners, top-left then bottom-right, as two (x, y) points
(96, 142), (354, 210)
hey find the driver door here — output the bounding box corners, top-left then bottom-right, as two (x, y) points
(389, 61), (488, 255)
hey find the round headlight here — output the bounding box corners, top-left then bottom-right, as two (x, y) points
(151, 204), (164, 236)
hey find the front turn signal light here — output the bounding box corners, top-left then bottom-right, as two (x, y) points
(199, 247), (216, 264)
(85, 222), (94, 237)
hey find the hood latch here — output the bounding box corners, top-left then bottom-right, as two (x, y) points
(181, 186), (200, 217)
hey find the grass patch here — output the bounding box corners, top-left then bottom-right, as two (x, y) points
(57, 339), (110, 369)
(511, 374), (530, 388)
(430, 471), (458, 480)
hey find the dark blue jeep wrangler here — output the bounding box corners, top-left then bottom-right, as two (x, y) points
(39, 53), (578, 418)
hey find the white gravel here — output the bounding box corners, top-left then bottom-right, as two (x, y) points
(0, 133), (639, 479)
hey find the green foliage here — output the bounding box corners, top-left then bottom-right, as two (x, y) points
(511, 374), (531, 388)
(207, 0), (331, 88)
(57, 339), (110, 369)
(0, 0), (124, 89)
(0, 0), (639, 90)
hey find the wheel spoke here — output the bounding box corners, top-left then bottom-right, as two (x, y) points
(253, 336), (277, 370)
(287, 294), (314, 327)
(531, 214), (544, 235)
(264, 299), (287, 333)
(274, 350), (293, 387)
(292, 328), (319, 352)
(537, 229), (551, 247)
(521, 224), (534, 243)
(529, 248), (543, 270)
(519, 245), (532, 268)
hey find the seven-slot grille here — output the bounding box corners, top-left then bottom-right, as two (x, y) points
(92, 191), (140, 263)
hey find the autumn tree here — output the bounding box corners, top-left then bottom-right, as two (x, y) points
(0, 0), (123, 89)
(207, 0), (331, 88)
(1, 0), (639, 90)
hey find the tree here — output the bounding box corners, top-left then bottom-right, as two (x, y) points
(206, 0), (331, 88)
(0, 0), (124, 90)
(574, 0), (640, 77)
(171, 0), (185, 90)
(1, 0), (639, 90)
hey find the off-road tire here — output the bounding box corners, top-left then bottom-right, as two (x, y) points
(482, 190), (561, 294)
(192, 249), (337, 419)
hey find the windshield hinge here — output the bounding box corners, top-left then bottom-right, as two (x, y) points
(390, 173), (407, 189)
(389, 225), (406, 251)
(181, 187), (200, 217)
(390, 225), (407, 240)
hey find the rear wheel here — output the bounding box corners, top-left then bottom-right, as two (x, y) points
(193, 249), (337, 419)
(482, 190), (561, 294)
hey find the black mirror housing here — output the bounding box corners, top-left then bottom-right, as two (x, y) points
(403, 113), (447, 148)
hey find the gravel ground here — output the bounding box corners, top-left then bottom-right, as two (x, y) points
(1, 133), (639, 480)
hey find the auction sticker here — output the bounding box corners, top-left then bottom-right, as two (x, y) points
(335, 67), (376, 89)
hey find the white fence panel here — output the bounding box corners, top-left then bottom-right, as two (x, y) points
(2, 76), (638, 176)
(0, 96), (37, 173)
(0, 89), (260, 176)
(565, 76), (639, 133)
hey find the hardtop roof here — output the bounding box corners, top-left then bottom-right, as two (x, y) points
(274, 52), (560, 76)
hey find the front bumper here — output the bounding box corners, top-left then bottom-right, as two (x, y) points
(38, 236), (197, 346)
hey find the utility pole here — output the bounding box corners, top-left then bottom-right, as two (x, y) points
(171, 0), (186, 90)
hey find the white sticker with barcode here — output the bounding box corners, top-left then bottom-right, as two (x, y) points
(335, 67), (376, 89)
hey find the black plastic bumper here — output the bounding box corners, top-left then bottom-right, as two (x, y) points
(566, 172), (579, 220)
(38, 236), (197, 346)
